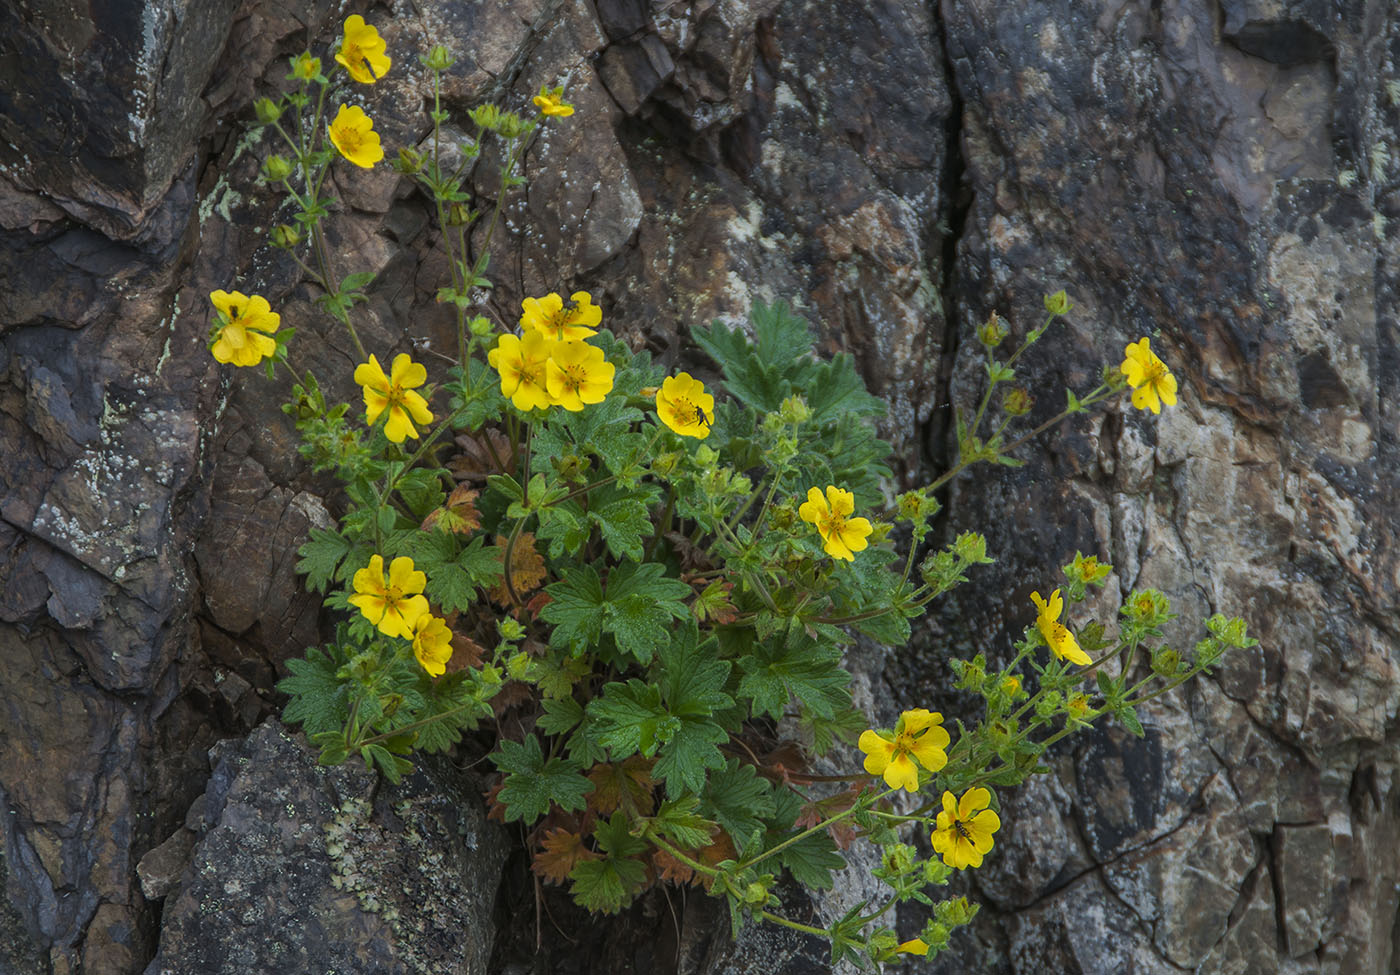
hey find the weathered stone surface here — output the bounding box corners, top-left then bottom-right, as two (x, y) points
(1, 0), (1398, 971)
(145, 721), (506, 975)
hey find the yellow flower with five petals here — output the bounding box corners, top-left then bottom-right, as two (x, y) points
(488, 330), (555, 411)
(1119, 337), (1178, 414)
(335, 15), (391, 84)
(410, 614), (454, 677)
(798, 485), (872, 561)
(532, 87), (574, 117)
(349, 555), (429, 639)
(520, 291), (601, 342)
(208, 290), (280, 367)
(354, 353), (434, 442)
(857, 708), (950, 792)
(546, 340), (615, 411)
(656, 372), (715, 438)
(1030, 588), (1091, 665)
(930, 787), (1001, 870)
(328, 104), (385, 169)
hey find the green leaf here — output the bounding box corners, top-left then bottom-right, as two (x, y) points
(588, 680), (671, 758)
(648, 797), (718, 849)
(396, 467), (446, 517)
(775, 829), (843, 890)
(588, 486), (653, 561)
(1114, 704), (1145, 738)
(653, 624), (734, 798)
(340, 271), (376, 292)
(736, 635), (851, 721)
(569, 811), (650, 914)
(569, 853), (647, 914)
(297, 527), (352, 593)
(279, 644), (351, 736)
(541, 565), (607, 652)
(537, 695), (585, 736)
(492, 735), (592, 823)
(700, 760), (775, 855)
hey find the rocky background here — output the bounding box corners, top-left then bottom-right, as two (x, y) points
(0, 0), (1397, 972)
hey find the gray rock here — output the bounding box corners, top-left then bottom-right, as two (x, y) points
(145, 721), (506, 975)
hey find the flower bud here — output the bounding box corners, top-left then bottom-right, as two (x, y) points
(977, 311), (1008, 349)
(423, 44), (456, 72)
(261, 154), (294, 182)
(290, 53), (321, 82)
(394, 147), (424, 174)
(779, 394), (813, 426)
(650, 451), (680, 477)
(506, 651), (530, 680)
(446, 202), (472, 226)
(254, 97), (283, 124)
(1044, 290), (1072, 315)
(469, 104), (501, 131)
(1151, 646), (1182, 677)
(498, 617), (525, 641)
(1003, 387), (1033, 416)
(270, 224), (302, 249)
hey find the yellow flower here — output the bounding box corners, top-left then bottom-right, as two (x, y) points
(798, 485), (873, 561)
(857, 709), (950, 793)
(532, 87), (574, 117)
(208, 290), (279, 367)
(520, 291), (601, 342)
(354, 353), (435, 442)
(656, 372), (715, 438)
(410, 614), (454, 677)
(349, 555), (430, 639)
(291, 52), (320, 82)
(335, 15), (391, 84)
(1030, 588), (1091, 665)
(1119, 337), (1178, 414)
(328, 104), (384, 169)
(896, 939), (930, 956)
(546, 340), (615, 411)
(930, 788), (1001, 870)
(488, 330), (555, 411)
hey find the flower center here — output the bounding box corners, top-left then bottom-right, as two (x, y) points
(671, 396), (699, 426)
(819, 511), (847, 537)
(1144, 359), (1167, 385)
(561, 363), (586, 390)
(338, 126), (364, 153)
(893, 729), (918, 753)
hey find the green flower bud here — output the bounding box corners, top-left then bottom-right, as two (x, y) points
(423, 44), (456, 72)
(977, 311), (1008, 349)
(650, 450), (681, 477)
(1151, 646), (1182, 677)
(693, 445), (719, 467)
(506, 651), (530, 680)
(469, 315), (494, 337)
(769, 435), (798, 465)
(446, 202), (473, 226)
(1036, 690), (1063, 719)
(498, 617), (525, 641)
(778, 394), (813, 425)
(497, 112), (528, 139)
(743, 880), (770, 905)
(270, 224), (302, 249)
(394, 147), (424, 174)
(261, 154), (294, 182)
(254, 97), (283, 124)
(1044, 290), (1072, 316)
(1002, 387), (1033, 416)
(469, 104), (501, 131)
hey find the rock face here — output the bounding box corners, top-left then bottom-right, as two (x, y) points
(0, 1), (1396, 974)
(143, 720), (505, 975)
